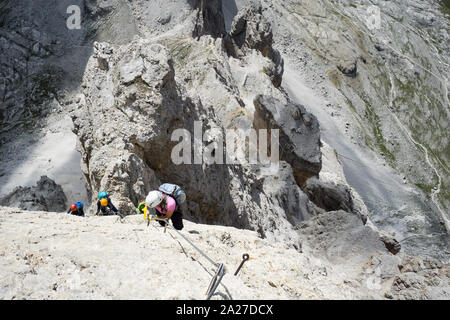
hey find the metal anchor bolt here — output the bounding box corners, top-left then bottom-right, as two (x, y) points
(234, 253), (250, 276)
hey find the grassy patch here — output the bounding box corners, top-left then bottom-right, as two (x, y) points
(440, 0), (450, 16)
(394, 78), (417, 98)
(440, 186), (450, 202)
(343, 95), (374, 150)
(360, 95), (396, 164)
(415, 183), (434, 195)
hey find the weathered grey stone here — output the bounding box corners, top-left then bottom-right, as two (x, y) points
(0, 176), (67, 212)
(337, 58), (357, 78)
(263, 0), (450, 262)
(193, 0), (227, 38)
(399, 256), (444, 273)
(304, 177), (355, 213)
(93, 42), (113, 71)
(253, 94), (321, 186)
(224, 1), (284, 87)
(298, 209), (388, 269)
(386, 255), (450, 299)
(379, 232), (402, 255)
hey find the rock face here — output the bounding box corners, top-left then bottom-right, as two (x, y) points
(253, 95), (321, 186)
(0, 0), (367, 251)
(0, 0), (107, 146)
(193, 0), (227, 38)
(0, 176), (67, 212)
(224, 2), (284, 87)
(71, 40), (176, 216)
(70, 32), (323, 247)
(66, 0), (397, 250)
(297, 210), (387, 263)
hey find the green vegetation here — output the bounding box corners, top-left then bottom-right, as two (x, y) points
(333, 148), (343, 166)
(441, 186), (450, 202)
(373, 71), (391, 100)
(394, 78), (416, 97)
(392, 75), (449, 177)
(359, 95), (397, 164)
(415, 183), (435, 195)
(342, 95), (374, 150)
(440, 0), (450, 16)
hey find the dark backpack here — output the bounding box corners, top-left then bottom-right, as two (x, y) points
(158, 183), (186, 206)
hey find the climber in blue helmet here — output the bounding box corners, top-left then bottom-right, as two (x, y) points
(68, 201), (84, 216)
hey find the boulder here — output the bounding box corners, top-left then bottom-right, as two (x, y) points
(337, 58), (357, 77)
(253, 94), (321, 187)
(379, 232), (402, 255)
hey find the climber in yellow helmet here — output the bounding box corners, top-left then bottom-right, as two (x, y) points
(96, 191), (119, 216)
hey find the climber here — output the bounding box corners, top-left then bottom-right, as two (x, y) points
(145, 186), (184, 230)
(136, 199), (146, 214)
(67, 201), (84, 216)
(96, 191), (119, 216)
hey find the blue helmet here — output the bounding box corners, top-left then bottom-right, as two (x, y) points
(98, 191), (108, 199)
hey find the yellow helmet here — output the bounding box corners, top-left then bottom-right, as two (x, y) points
(100, 198), (108, 207)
